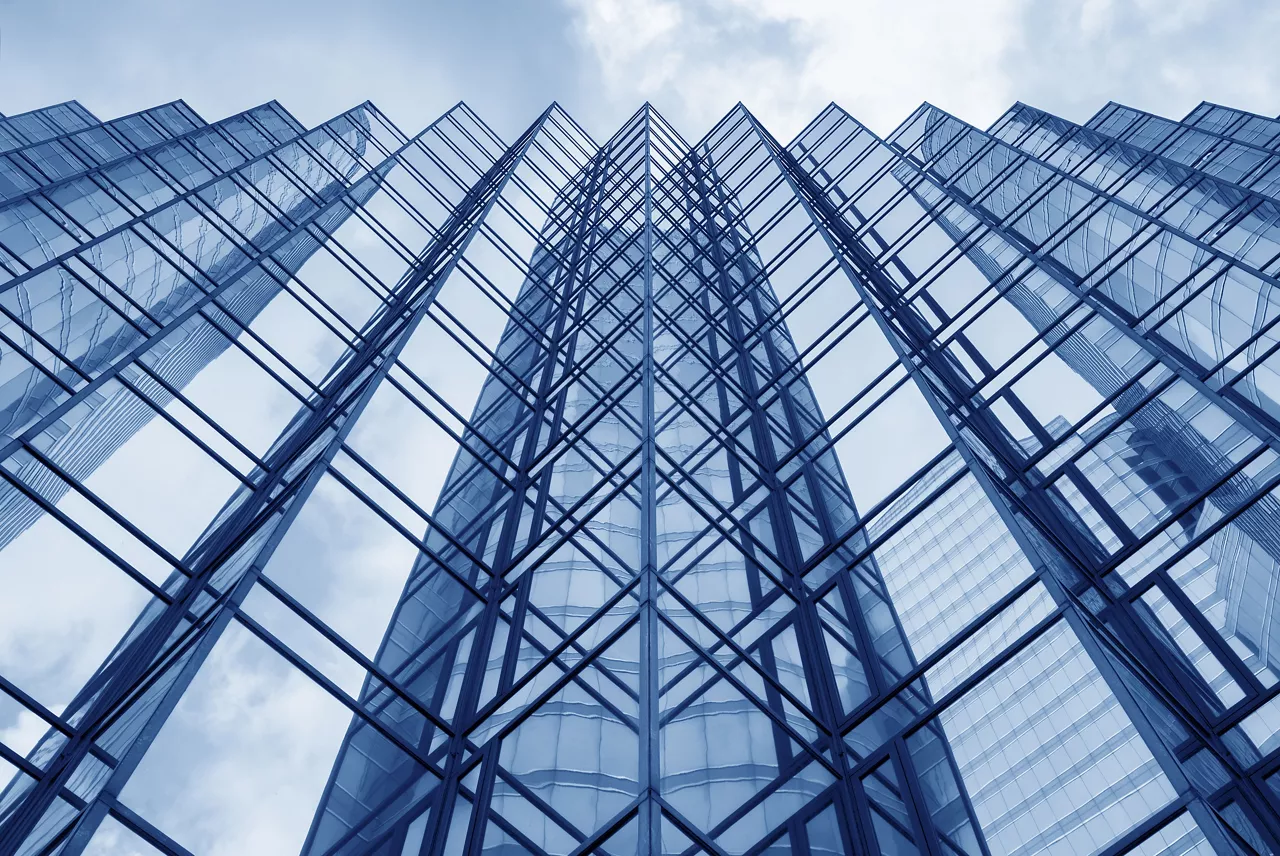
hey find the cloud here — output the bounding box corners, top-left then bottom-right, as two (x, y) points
(561, 0), (1022, 140)
(1006, 0), (1280, 123)
(561, 0), (1280, 142)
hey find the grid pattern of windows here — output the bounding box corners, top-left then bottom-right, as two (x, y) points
(0, 92), (1277, 856)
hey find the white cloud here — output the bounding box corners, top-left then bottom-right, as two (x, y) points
(563, 0), (1022, 140)
(563, 0), (1280, 142)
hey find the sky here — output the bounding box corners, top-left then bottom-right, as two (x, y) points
(2, 0), (1279, 145)
(1, 1), (1280, 853)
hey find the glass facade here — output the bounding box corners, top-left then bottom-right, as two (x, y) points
(0, 92), (1277, 856)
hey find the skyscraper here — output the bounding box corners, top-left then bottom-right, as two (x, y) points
(0, 91), (1278, 856)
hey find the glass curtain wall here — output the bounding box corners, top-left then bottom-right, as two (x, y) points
(0, 93), (1277, 856)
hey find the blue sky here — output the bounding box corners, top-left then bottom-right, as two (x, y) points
(3, 0), (1279, 144)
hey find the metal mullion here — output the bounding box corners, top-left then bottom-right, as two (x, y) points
(112, 372), (257, 487)
(561, 801), (645, 856)
(650, 450), (789, 584)
(333, 446), (500, 574)
(1091, 455), (1280, 614)
(651, 362), (763, 475)
(462, 577), (637, 734)
(787, 103), (847, 158)
(354, 162), (454, 251)
(117, 232), (337, 402)
(540, 273), (638, 372)
(482, 606), (641, 746)
(665, 557), (793, 675)
(266, 253), (373, 346)
(1061, 104), (1279, 210)
(766, 255), (845, 331)
(724, 207), (873, 609)
(533, 467), (643, 579)
(757, 300), (872, 394)
(773, 363), (911, 472)
(843, 600), (1063, 761)
(880, 214), (1002, 316)
(946, 112), (1280, 305)
(792, 121), (877, 187)
(250, 573), (458, 737)
(371, 165), (453, 242)
(527, 365), (643, 475)
(736, 195), (807, 262)
(381, 370), (522, 481)
(653, 369), (768, 480)
(702, 753), (836, 848)
(652, 308), (754, 408)
(365, 609), (490, 724)
(420, 304), (538, 403)
(653, 610), (833, 773)
(188, 290), (328, 404)
(473, 802), (555, 856)
(59, 256), (170, 340)
(1123, 570), (1267, 703)
(655, 478), (783, 583)
(564, 230), (644, 304)
(0, 740), (70, 800)
(537, 310), (642, 412)
(425, 118), (501, 190)
(995, 140), (1130, 234)
(395, 341), (539, 456)
(68, 571), (242, 745)
(0, 455), (195, 608)
(907, 142), (1280, 458)
(455, 251), (559, 341)
(92, 797), (192, 856)
(268, 127), (374, 214)
(719, 140), (774, 205)
(10, 104), (171, 171)
(467, 153), (613, 612)
(481, 200), (554, 274)
(655, 470), (773, 578)
(501, 453), (642, 589)
(444, 109), (507, 168)
(307, 773), (448, 856)
(652, 793), (734, 856)
(449, 259), (554, 352)
(951, 292), (1097, 405)
(12, 142), (89, 186)
(300, 209), (397, 300)
(0, 314), (82, 400)
(544, 108), (600, 166)
(340, 394), (519, 555)
(651, 373), (768, 483)
(1091, 797), (1197, 856)
(483, 766), (595, 847)
(415, 156), (611, 577)
(535, 331), (644, 438)
(426, 289), (542, 390)
(0, 672), (78, 744)
(417, 121), (494, 195)
(236, 609), (452, 776)
(388, 143), (476, 226)
(10, 112), (554, 854)
(487, 601), (640, 727)
(14, 436), (203, 574)
(522, 134), (585, 193)
(526, 390), (641, 493)
(655, 574), (820, 725)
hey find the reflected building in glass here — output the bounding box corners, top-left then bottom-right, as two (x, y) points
(0, 92), (1278, 856)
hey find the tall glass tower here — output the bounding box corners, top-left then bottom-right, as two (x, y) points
(0, 93), (1278, 856)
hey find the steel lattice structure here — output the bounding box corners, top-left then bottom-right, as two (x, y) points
(0, 93), (1278, 856)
